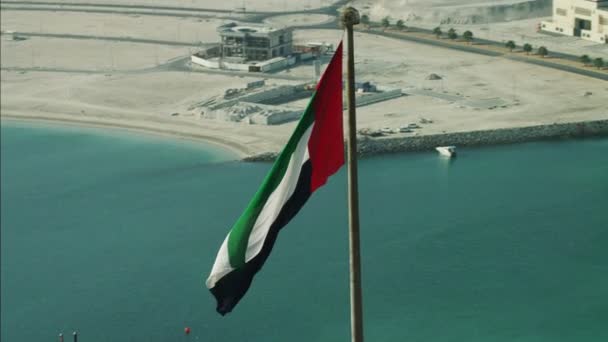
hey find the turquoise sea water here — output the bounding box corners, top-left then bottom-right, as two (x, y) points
(2, 122), (608, 342)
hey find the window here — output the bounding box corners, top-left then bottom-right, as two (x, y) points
(556, 8), (567, 16)
(574, 7), (591, 17)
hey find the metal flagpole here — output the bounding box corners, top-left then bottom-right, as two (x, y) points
(341, 7), (364, 342)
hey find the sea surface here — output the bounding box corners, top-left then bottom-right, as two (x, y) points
(2, 122), (608, 342)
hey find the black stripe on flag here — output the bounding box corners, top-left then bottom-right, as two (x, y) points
(211, 160), (314, 315)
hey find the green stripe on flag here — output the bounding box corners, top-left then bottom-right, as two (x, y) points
(226, 93), (317, 268)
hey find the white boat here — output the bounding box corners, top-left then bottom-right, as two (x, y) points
(436, 146), (456, 157)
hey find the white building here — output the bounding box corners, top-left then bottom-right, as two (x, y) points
(541, 0), (608, 43)
(191, 22), (300, 72)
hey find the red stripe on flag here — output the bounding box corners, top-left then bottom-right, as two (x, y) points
(308, 41), (344, 193)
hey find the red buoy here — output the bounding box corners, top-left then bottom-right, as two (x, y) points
(184, 327), (191, 335)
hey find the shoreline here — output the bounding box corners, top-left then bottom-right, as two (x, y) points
(245, 119), (608, 161)
(3, 114), (607, 163)
(359, 119), (608, 154)
(0, 113), (250, 160)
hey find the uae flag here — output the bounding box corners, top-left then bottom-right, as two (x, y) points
(206, 42), (344, 315)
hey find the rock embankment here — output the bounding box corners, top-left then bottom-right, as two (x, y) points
(243, 119), (608, 162)
(243, 152), (279, 162)
(359, 119), (608, 156)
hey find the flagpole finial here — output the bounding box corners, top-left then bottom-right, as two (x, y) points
(341, 7), (360, 28)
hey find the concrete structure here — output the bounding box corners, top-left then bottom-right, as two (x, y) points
(190, 22), (299, 72)
(217, 22), (293, 61)
(190, 83), (314, 125)
(541, 0), (608, 43)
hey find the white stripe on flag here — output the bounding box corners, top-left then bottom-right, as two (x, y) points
(206, 234), (232, 288)
(245, 124), (314, 262)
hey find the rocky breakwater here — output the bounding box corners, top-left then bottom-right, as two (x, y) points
(358, 120), (608, 157)
(243, 119), (608, 162)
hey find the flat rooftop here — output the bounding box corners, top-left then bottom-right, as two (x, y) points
(217, 22), (287, 35)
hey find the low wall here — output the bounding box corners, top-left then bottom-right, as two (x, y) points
(191, 55), (219, 69)
(581, 29), (606, 44)
(243, 119), (608, 161)
(266, 111), (301, 125)
(250, 110), (301, 125)
(238, 84), (308, 104)
(540, 21), (575, 37)
(356, 89), (402, 107)
(223, 61), (250, 71)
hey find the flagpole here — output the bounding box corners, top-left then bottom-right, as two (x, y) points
(341, 7), (364, 342)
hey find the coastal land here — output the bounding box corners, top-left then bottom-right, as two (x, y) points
(2, 0), (607, 160)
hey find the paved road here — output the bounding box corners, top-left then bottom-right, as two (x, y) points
(388, 26), (582, 62)
(2, 31), (207, 46)
(0, 5), (231, 19)
(506, 54), (608, 81)
(1, 57), (313, 81)
(1, 0), (245, 14)
(1, 66), (120, 74)
(366, 29), (503, 57)
(0, 0), (349, 22)
(363, 28), (608, 81)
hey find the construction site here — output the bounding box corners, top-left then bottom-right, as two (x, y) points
(189, 78), (402, 125)
(191, 22), (335, 72)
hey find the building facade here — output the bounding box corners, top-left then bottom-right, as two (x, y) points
(541, 0), (608, 43)
(217, 23), (293, 61)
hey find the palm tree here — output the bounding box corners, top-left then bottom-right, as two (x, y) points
(580, 54), (591, 66)
(463, 30), (473, 43)
(505, 40), (516, 52)
(381, 16), (390, 30)
(433, 27), (442, 38)
(594, 57), (604, 70)
(361, 14), (370, 29)
(396, 19), (405, 31)
(523, 43), (532, 55)
(537, 46), (548, 57)
(447, 28), (457, 40)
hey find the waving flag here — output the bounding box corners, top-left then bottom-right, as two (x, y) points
(206, 42), (344, 315)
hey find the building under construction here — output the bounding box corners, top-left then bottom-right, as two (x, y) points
(191, 23), (332, 72)
(217, 22), (293, 61)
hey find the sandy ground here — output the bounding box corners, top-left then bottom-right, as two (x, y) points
(3, 0), (340, 12)
(1, 37), (191, 71)
(0, 70), (295, 156)
(263, 13), (334, 27)
(290, 30), (608, 134)
(1, 11), (227, 44)
(1, 9), (607, 157)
